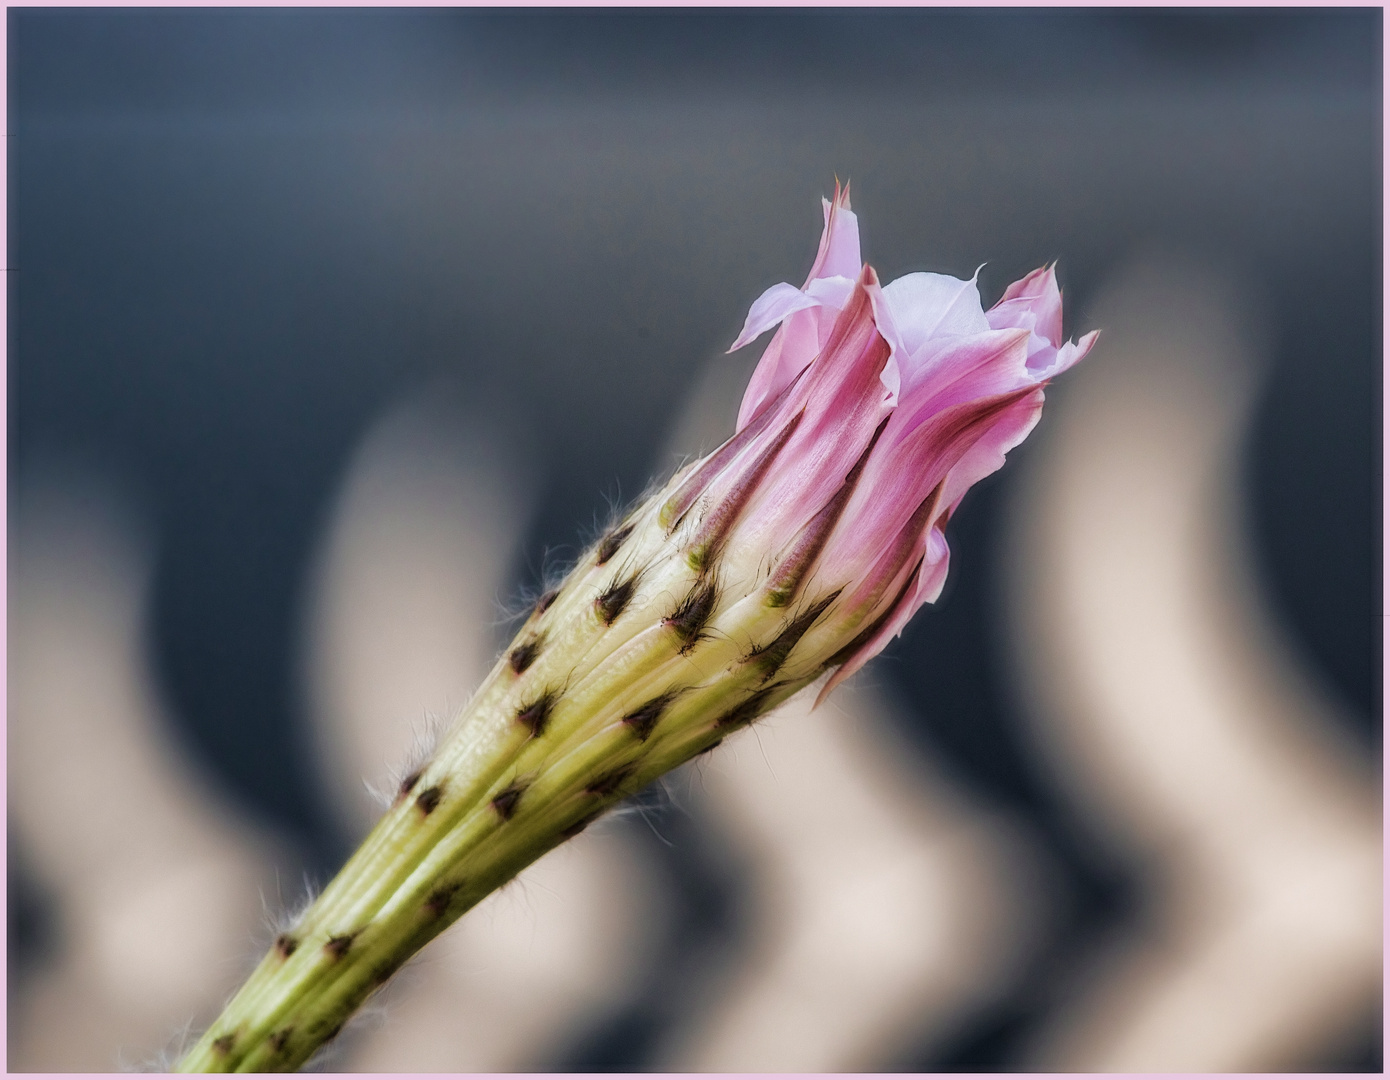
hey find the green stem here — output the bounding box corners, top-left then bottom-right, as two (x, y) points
(175, 501), (836, 1072)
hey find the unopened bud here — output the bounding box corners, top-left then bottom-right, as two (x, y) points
(176, 182), (1095, 1072)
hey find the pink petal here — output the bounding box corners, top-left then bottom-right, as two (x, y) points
(988, 264), (1064, 348)
(1018, 326), (1099, 381)
(1045, 328), (1100, 378)
(825, 383), (1040, 590)
(735, 305), (823, 432)
(867, 277), (909, 405)
(729, 185), (866, 431)
(881, 270), (990, 365)
(729, 281), (820, 353)
(936, 388), (1045, 513)
(895, 327), (1033, 422)
(805, 274), (855, 310)
(803, 182), (861, 286)
(734, 278), (861, 430)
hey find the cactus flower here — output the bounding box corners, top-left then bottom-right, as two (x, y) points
(176, 184), (1095, 1072)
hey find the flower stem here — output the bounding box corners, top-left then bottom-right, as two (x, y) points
(175, 502), (789, 1072)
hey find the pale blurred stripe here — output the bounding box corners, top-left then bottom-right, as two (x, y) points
(654, 351), (1046, 1071)
(1007, 257), (1381, 1070)
(300, 392), (538, 836)
(346, 832), (666, 1072)
(657, 681), (1044, 1071)
(8, 465), (281, 1071)
(301, 392), (668, 1071)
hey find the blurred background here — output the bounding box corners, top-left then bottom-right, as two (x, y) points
(7, 9), (1381, 1072)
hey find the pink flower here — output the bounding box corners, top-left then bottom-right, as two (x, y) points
(664, 183), (1097, 696)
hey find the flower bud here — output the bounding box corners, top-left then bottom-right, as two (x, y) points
(177, 185), (1095, 1073)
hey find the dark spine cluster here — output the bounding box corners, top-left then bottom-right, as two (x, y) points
(595, 522), (635, 565)
(396, 769), (423, 804)
(371, 957), (405, 988)
(491, 778), (528, 820)
(508, 635), (542, 675)
(586, 766), (634, 798)
(324, 933), (356, 961)
(595, 573), (638, 625)
(415, 783), (444, 816)
(665, 576), (718, 651)
(622, 690), (680, 741)
(516, 689), (558, 736)
(562, 808), (604, 839)
(715, 685), (785, 730)
(423, 883), (460, 919)
(746, 591), (840, 681)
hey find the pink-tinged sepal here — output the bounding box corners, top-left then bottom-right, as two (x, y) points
(935, 387), (1046, 519)
(818, 524), (951, 703)
(732, 306), (821, 432)
(685, 408), (803, 571)
(763, 416), (890, 607)
(729, 266), (896, 561)
(731, 182), (862, 431)
(660, 363), (813, 532)
(818, 385), (1045, 699)
(824, 384), (1042, 608)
